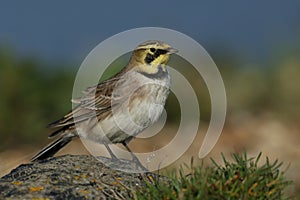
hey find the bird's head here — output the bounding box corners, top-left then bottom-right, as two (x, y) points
(129, 40), (178, 74)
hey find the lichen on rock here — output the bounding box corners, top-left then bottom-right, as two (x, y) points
(0, 155), (168, 199)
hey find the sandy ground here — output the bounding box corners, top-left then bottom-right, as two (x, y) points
(0, 115), (299, 196)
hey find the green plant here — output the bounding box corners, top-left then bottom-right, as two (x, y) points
(133, 152), (293, 200)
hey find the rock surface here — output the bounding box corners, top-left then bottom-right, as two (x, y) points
(0, 155), (168, 199)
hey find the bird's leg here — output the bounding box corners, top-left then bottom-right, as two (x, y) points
(122, 141), (148, 171)
(104, 143), (118, 160)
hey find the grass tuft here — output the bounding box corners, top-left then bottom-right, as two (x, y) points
(133, 152), (293, 200)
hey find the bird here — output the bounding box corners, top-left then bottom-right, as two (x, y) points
(31, 40), (177, 166)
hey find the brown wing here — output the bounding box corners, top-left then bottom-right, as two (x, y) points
(47, 75), (125, 138)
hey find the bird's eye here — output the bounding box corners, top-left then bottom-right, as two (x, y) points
(150, 48), (156, 52)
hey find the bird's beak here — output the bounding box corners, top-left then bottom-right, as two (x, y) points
(167, 47), (178, 54)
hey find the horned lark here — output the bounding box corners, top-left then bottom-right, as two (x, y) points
(31, 40), (177, 164)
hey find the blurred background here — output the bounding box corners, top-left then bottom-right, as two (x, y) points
(0, 0), (299, 197)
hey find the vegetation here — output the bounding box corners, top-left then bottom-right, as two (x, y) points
(133, 153), (293, 200)
(0, 49), (75, 148)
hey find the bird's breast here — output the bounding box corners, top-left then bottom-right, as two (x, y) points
(109, 72), (170, 137)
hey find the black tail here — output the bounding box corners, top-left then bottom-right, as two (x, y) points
(31, 136), (74, 162)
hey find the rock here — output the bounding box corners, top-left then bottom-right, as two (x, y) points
(0, 155), (169, 199)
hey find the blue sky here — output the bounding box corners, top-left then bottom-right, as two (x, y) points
(0, 1), (299, 66)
